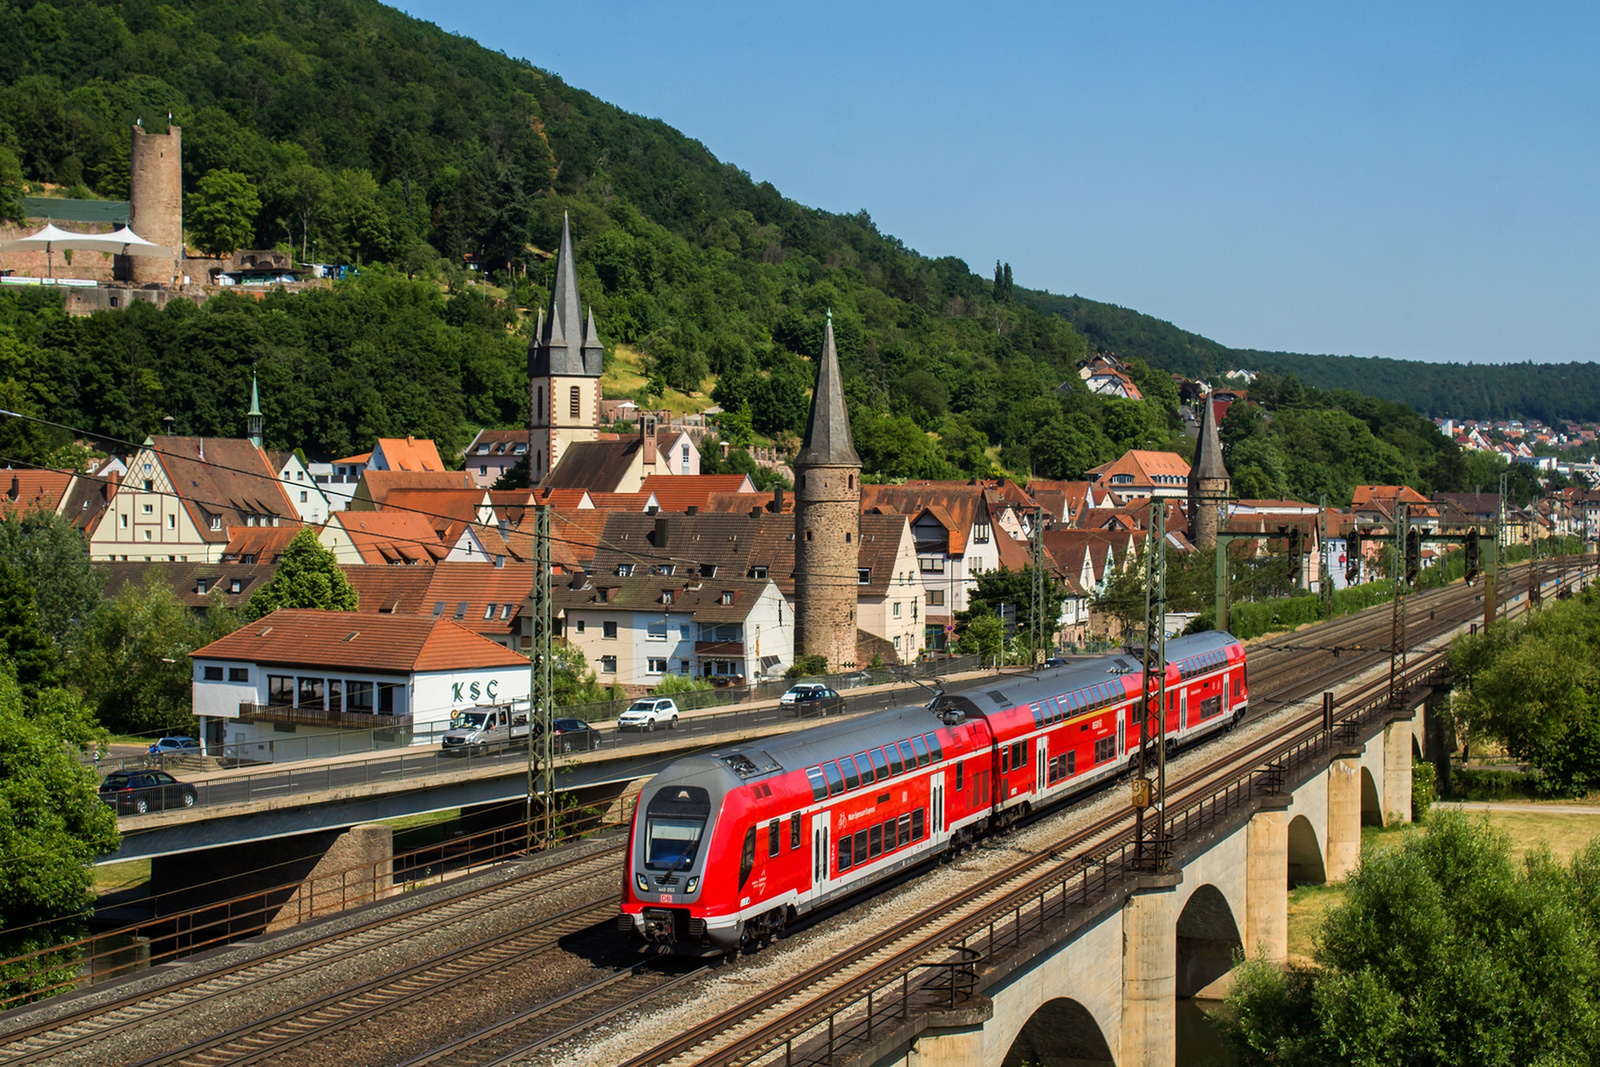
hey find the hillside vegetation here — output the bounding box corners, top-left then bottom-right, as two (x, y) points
(0, 0), (1531, 498)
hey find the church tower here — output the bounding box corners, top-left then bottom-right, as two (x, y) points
(794, 312), (861, 672)
(247, 373), (263, 449)
(1188, 389), (1230, 549)
(528, 214), (604, 484)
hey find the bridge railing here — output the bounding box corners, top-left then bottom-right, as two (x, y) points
(0, 796), (642, 1010)
(762, 657), (1451, 1067)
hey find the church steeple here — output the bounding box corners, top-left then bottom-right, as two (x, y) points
(528, 213), (601, 379)
(796, 311), (860, 469)
(247, 373), (263, 449)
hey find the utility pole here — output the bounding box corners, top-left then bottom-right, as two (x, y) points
(1496, 471), (1509, 624)
(1319, 493), (1333, 619)
(525, 504), (555, 851)
(1029, 505), (1048, 666)
(1132, 501), (1169, 871)
(1387, 504), (1408, 708)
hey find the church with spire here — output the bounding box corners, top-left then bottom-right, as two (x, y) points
(793, 312), (862, 672)
(528, 213), (604, 483)
(1187, 389), (1231, 548)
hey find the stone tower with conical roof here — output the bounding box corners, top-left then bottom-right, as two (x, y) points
(794, 312), (862, 672)
(528, 214), (604, 484)
(246, 373), (263, 448)
(1188, 389), (1231, 549)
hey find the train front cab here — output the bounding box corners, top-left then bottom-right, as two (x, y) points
(623, 759), (735, 954)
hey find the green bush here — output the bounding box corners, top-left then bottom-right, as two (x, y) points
(1448, 767), (1539, 801)
(1411, 757), (1436, 820)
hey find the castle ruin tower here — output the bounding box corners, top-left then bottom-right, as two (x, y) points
(794, 311), (861, 672)
(527, 213), (603, 484)
(1188, 388), (1231, 550)
(125, 123), (182, 287)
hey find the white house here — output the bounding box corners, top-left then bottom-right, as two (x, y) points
(189, 608), (530, 754)
(268, 450), (332, 524)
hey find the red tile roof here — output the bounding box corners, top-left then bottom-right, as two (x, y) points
(190, 609), (528, 672)
(374, 436), (446, 472)
(702, 491), (792, 515)
(587, 491), (656, 511)
(222, 523), (306, 564)
(639, 474), (757, 512)
(333, 511), (447, 565)
(355, 469), (476, 507)
(141, 437), (296, 543)
(1, 468), (71, 513)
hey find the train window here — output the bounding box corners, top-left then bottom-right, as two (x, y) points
(1093, 737), (1115, 763)
(898, 814), (912, 847)
(806, 768), (828, 802)
(854, 752), (875, 784)
(1011, 740), (1027, 770)
(838, 835), (853, 871)
(840, 757), (860, 791)
(1029, 703), (1044, 728)
(1001, 746), (1010, 773)
(955, 761), (965, 791)
(924, 732), (944, 761)
(768, 819), (780, 858)
(870, 748), (890, 780)
(911, 736), (930, 767)
(644, 785), (711, 871)
(897, 740), (917, 769)
(854, 830), (868, 865)
(822, 762), (845, 796)
(739, 826), (757, 890)
(885, 745), (903, 775)
(869, 823), (883, 858)
(790, 813), (802, 850)
(912, 808), (925, 840)
(1067, 750), (1076, 775)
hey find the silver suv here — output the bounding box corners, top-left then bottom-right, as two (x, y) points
(617, 698), (680, 731)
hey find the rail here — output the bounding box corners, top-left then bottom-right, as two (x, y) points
(757, 657), (1451, 1067)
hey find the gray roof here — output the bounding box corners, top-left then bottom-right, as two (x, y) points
(1191, 390), (1228, 485)
(540, 439), (644, 492)
(528, 214), (603, 379)
(796, 314), (860, 469)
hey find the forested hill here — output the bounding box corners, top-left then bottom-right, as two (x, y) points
(1022, 291), (1600, 424)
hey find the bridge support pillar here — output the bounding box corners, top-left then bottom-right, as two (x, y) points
(1325, 758), (1362, 882)
(1245, 803), (1288, 964)
(1383, 719), (1414, 825)
(1120, 872), (1180, 1067)
(1423, 688), (1453, 798)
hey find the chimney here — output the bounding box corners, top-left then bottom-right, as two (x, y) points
(654, 516), (668, 547)
(642, 415), (658, 465)
(749, 507), (762, 519)
(7, 475), (17, 501)
(198, 437), (205, 462)
(770, 486), (784, 513)
(494, 554), (505, 568)
(686, 505), (699, 516)
(407, 434), (415, 445)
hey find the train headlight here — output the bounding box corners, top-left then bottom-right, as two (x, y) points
(635, 873), (649, 893)
(685, 876), (699, 894)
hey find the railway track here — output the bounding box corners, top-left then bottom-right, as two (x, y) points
(6, 561), (1583, 1067)
(0, 842), (627, 1065)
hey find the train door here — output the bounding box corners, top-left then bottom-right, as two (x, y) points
(812, 810), (832, 897)
(1035, 736), (1047, 794)
(1179, 689), (1188, 733)
(1117, 709), (1126, 756)
(1224, 673), (1232, 714)
(930, 771), (945, 838)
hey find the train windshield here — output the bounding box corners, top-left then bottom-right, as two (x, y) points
(644, 785), (712, 870)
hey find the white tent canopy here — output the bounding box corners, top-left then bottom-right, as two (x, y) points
(0, 222), (174, 277)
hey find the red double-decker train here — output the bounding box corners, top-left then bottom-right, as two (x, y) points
(619, 631), (1247, 955)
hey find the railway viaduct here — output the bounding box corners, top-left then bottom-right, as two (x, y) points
(866, 675), (1442, 1067)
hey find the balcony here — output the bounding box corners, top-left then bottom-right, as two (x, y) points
(695, 640), (745, 657)
(238, 702), (413, 730)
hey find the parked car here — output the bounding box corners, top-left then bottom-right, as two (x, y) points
(779, 683), (828, 705)
(617, 698), (680, 731)
(1044, 657), (1070, 668)
(552, 718), (603, 753)
(100, 770), (197, 814)
(441, 705), (531, 754)
(785, 685), (846, 717)
(147, 736), (201, 755)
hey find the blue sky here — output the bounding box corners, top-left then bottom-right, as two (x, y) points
(396, 2), (1600, 365)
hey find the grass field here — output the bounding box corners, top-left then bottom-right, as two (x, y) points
(601, 343), (717, 414)
(1285, 809), (1600, 962)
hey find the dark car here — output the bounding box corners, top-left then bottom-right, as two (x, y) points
(552, 718), (602, 753)
(787, 686), (846, 717)
(100, 770), (197, 814)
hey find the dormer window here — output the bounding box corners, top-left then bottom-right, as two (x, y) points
(720, 591), (734, 605)
(228, 579), (242, 594)
(749, 565), (768, 579)
(208, 514), (221, 531)
(658, 564), (676, 577)
(196, 578), (209, 594)
(617, 564), (634, 577)
(858, 568), (871, 584)
(662, 590), (675, 605)
(700, 563), (717, 578)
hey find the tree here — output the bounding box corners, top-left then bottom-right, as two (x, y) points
(956, 566), (1066, 652)
(0, 510), (104, 650)
(0, 561), (62, 695)
(74, 575), (239, 735)
(953, 612), (1003, 661)
(187, 169), (262, 256)
(245, 528), (358, 620)
(1221, 812), (1600, 1065)
(0, 146), (25, 225)
(551, 641), (609, 707)
(0, 663), (119, 1003)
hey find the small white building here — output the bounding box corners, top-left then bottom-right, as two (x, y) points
(189, 608), (530, 754)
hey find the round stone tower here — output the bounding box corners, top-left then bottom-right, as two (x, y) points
(126, 123), (183, 286)
(793, 312), (861, 673)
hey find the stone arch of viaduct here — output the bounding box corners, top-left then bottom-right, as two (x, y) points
(897, 707), (1418, 1067)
